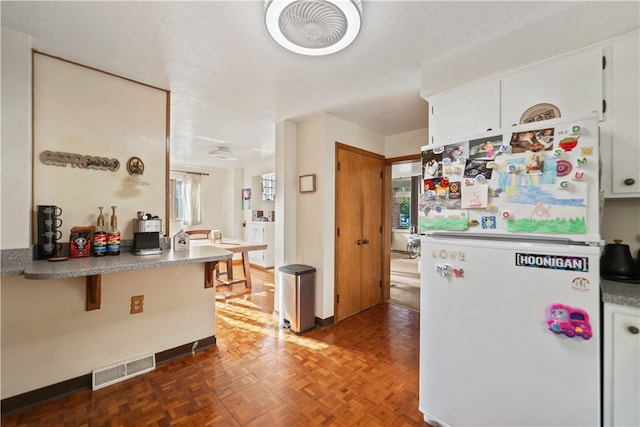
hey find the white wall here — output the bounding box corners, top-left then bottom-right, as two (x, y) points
(291, 114), (423, 320)
(274, 120), (298, 313)
(0, 28), (216, 399)
(32, 52), (167, 241)
(290, 113), (385, 320)
(1, 265), (215, 398)
(1, 27), (32, 250)
(294, 114), (326, 316)
(385, 128), (428, 158)
(224, 167), (244, 240)
(602, 198), (640, 258)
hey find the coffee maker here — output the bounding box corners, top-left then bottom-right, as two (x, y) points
(132, 214), (162, 255)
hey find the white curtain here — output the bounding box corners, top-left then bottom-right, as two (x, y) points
(182, 174), (202, 226)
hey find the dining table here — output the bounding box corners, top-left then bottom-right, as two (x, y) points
(189, 238), (267, 288)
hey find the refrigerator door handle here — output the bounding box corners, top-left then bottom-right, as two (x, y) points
(425, 231), (597, 247)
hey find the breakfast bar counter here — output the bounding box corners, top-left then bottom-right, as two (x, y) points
(1, 246), (232, 279)
(1, 246), (233, 311)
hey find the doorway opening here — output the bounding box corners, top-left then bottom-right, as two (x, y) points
(385, 158), (421, 312)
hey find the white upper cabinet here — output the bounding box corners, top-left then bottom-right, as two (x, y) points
(601, 31), (640, 197)
(424, 31), (639, 199)
(427, 78), (500, 144)
(500, 46), (603, 127)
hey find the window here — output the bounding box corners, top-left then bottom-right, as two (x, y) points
(169, 178), (184, 220)
(262, 173), (275, 201)
(392, 177), (412, 229)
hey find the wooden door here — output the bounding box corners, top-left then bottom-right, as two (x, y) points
(360, 153), (383, 309)
(335, 144), (384, 321)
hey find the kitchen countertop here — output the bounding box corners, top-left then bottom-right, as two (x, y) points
(3, 248), (638, 307)
(1, 246), (232, 280)
(601, 279), (640, 308)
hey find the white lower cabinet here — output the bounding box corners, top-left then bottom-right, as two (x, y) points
(246, 222), (274, 268)
(603, 302), (640, 427)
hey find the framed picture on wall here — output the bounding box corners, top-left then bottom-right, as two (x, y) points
(242, 188), (251, 209)
(299, 174), (316, 193)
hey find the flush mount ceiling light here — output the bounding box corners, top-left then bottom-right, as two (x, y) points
(208, 147), (238, 161)
(265, 0), (362, 56)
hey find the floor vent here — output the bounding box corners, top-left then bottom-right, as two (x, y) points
(92, 353), (155, 391)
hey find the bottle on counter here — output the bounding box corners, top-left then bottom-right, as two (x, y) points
(106, 205), (121, 256)
(92, 206), (107, 257)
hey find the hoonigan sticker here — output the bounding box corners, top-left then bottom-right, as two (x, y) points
(515, 253), (589, 272)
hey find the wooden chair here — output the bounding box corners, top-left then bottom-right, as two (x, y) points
(185, 229), (233, 283)
(185, 229), (211, 240)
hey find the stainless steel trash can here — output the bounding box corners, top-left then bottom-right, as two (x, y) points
(279, 264), (316, 334)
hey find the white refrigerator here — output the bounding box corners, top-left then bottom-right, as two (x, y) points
(418, 114), (601, 426)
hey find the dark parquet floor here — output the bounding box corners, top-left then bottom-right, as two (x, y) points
(2, 265), (428, 426)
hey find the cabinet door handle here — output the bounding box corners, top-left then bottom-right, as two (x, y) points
(628, 326), (639, 335)
(356, 239), (362, 246)
(624, 178), (635, 186)
(362, 239), (370, 245)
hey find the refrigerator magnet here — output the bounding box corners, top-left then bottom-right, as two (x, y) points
(581, 146), (594, 156)
(448, 182), (461, 199)
(571, 277), (590, 292)
(558, 137), (579, 152)
(556, 160), (572, 177)
(481, 216), (497, 229)
(546, 303), (593, 340)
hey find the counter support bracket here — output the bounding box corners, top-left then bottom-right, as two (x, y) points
(86, 275), (101, 311)
(205, 261), (219, 288)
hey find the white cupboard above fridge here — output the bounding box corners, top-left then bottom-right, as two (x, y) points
(500, 46), (603, 126)
(428, 79), (500, 145)
(423, 30), (640, 199)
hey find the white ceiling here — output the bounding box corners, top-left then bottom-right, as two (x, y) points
(2, 1), (638, 169)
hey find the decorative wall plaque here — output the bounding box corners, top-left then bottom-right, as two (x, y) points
(39, 150), (120, 171)
(519, 103), (561, 124)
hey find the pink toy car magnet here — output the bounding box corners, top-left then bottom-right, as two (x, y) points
(547, 303), (592, 340)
